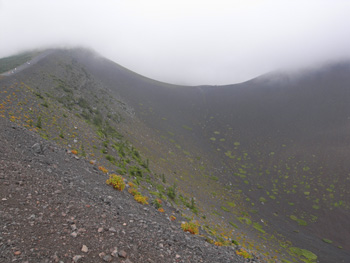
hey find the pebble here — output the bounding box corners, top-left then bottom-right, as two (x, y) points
(111, 248), (118, 257)
(31, 143), (43, 154)
(72, 255), (82, 262)
(109, 227), (116, 232)
(103, 255), (112, 262)
(53, 252), (59, 262)
(81, 245), (88, 253)
(118, 250), (127, 258)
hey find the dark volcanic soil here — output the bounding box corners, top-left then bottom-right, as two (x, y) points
(0, 117), (257, 263)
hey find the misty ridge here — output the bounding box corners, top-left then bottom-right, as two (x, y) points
(1, 0), (350, 85)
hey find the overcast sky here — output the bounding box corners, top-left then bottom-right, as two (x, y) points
(1, 0), (350, 85)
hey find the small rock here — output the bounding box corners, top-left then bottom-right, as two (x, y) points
(99, 252), (106, 259)
(71, 232), (78, 238)
(14, 251), (21, 256)
(81, 245), (88, 253)
(72, 255), (82, 262)
(31, 143), (43, 154)
(175, 254), (181, 259)
(53, 252), (59, 262)
(28, 214), (35, 220)
(71, 224), (77, 231)
(98, 227), (104, 233)
(111, 248), (118, 257)
(118, 250), (127, 258)
(109, 227), (116, 232)
(103, 255), (112, 262)
(67, 217), (75, 224)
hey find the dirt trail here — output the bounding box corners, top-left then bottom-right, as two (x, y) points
(0, 50), (54, 77)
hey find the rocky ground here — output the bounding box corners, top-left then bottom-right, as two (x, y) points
(0, 116), (263, 263)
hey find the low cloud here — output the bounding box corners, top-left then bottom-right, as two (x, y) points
(1, 0), (350, 85)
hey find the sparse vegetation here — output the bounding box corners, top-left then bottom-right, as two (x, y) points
(128, 187), (139, 196)
(134, 193), (149, 205)
(236, 248), (252, 259)
(98, 166), (108, 174)
(181, 221), (199, 235)
(289, 247), (317, 262)
(106, 174), (125, 191)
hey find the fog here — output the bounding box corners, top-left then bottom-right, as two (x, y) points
(1, 0), (350, 85)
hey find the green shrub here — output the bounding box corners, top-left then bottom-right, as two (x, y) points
(289, 247), (317, 262)
(152, 198), (163, 209)
(322, 238), (333, 244)
(221, 206), (230, 212)
(41, 101), (48, 108)
(129, 166), (143, 177)
(35, 92), (44, 99)
(106, 174), (125, 191)
(36, 116), (42, 129)
(106, 154), (115, 162)
(229, 222), (238, 229)
(167, 183), (176, 200)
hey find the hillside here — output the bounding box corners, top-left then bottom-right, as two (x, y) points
(0, 115), (253, 263)
(1, 48), (349, 263)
